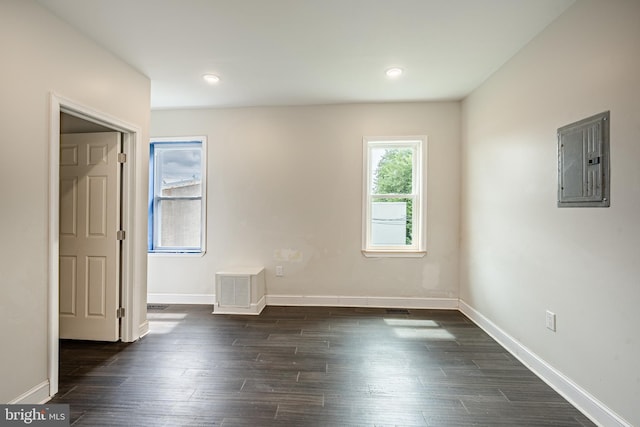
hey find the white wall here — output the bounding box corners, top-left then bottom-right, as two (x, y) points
(149, 102), (460, 305)
(460, 0), (640, 425)
(0, 0), (150, 403)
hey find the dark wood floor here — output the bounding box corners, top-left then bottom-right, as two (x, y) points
(52, 305), (595, 426)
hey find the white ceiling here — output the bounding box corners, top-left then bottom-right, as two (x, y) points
(36, 0), (575, 110)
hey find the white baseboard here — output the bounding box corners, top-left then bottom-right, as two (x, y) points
(9, 380), (51, 404)
(265, 294), (459, 310)
(212, 295), (266, 316)
(147, 293), (214, 305)
(458, 299), (631, 427)
(148, 293), (456, 314)
(146, 293), (458, 310)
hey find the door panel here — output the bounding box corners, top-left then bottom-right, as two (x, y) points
(59, 132), (120, 341)
(59, 256), (76, 316)
(87, 176), (108, 236)
(86, 256), (107, 316)
(59, 177), (77, 236)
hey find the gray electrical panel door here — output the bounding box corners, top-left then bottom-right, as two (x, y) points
(558, 111), (610, 207)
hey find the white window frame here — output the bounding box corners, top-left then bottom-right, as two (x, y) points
(149, 136), (207, 255)
(362, 136), (426, 257)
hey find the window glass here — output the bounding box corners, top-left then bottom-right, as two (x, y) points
(363, 137), (425, 256)
(149, 138), (206, 253)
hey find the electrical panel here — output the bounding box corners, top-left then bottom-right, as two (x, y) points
(557, 111), (610, 207)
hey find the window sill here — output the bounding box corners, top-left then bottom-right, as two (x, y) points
(362, 250), (426, 258)
(148, 251), (205, 258)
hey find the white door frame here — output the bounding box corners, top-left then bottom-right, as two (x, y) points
(47, 93), (142, 397)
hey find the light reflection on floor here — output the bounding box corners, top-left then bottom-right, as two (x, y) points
(147, 312), (187, 334)
(383, 317), (456, 340)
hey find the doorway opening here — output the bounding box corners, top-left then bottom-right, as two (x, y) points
(48, 94), (143, 399)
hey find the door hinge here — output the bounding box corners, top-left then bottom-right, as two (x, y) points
(117, 153), (127, 163)
(117, 307), (125, 318)
(117, 230), (126, 240)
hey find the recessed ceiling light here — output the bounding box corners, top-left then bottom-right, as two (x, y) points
(385, 68), (403, 78)
(203, 74), (220, 84)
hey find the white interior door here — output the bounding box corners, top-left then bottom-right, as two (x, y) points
(59, 132), (121, 341)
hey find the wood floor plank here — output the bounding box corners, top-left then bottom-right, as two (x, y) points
(51, 304), (595, 426)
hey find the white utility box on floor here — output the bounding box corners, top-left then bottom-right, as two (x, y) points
(213, 267), (266, 315)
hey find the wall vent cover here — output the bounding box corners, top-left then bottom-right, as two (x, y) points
(218, 275), (250, 308)
(386, 308), (410, 314)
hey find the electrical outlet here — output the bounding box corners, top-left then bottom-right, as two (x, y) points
(275, 266), (284, 277)
(545, 310), (556, 332)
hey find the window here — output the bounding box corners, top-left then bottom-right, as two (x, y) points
(362, 136), (426, 256)
(149, 137), (206, 254)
